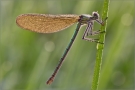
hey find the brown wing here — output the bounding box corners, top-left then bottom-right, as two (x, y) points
(16, 14), (80, 33)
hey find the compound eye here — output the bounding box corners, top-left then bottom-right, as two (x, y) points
(92, 12), (99, 19)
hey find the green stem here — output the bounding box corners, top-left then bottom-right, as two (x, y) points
(91, 0), (110, 90)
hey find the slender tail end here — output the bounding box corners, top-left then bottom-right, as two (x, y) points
(46, 77), (54, 85)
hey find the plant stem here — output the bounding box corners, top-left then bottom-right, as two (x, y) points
(91, 0), (110, 90)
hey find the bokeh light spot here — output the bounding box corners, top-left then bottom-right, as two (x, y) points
(44, 41), (55, 52)
(121, 13), (133, 26)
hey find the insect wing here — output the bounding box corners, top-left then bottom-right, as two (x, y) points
(16, 14), (80, 33)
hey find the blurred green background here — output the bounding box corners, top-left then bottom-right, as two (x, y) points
(0, 0), (134, 90)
